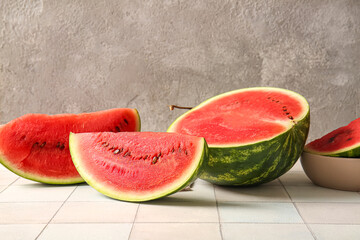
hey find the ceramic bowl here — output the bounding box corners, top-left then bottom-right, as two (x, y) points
(301, 151), (360, 192)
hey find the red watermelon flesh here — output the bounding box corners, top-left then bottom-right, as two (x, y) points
(169, 88), (308, 146)
(304, 118), (360, 157)
(69, 132), (207, 202)
(0, 108), (140, 184)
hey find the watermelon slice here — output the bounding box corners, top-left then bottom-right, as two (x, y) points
(69, 132), (207, 202)
(168, 87), (310, 186)
(304, 118), (360, 157)
(0, 108), (140, 184)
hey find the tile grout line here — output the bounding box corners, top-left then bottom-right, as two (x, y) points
(0, 177), (20, 194)
(279, 179), (318, 240)
(127, 203), (140, 240)
(213, 185), (224, 240)
(34, 185), (79, 240)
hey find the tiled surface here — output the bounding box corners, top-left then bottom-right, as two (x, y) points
(1, 162), (360, 240)
(37, 224), (133, 240)
(221, 224), (314, 240)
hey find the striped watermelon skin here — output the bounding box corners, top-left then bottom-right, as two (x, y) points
(200, 112), (309, 186)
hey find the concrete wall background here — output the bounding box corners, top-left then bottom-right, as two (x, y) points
(0, 0), (359, 142)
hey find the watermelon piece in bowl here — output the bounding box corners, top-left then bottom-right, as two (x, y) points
(69, 132), (208, 202)
(0, 108), (140, 184)
(304, 117), (360, 157)
(168, 87), (310, 186)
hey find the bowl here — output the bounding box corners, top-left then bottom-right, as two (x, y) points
(301, 151), (360, 192)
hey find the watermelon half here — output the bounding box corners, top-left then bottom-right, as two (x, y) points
(168, 87), (310, 186)
(304, 118), (360, 157)
(69, 132), (207, 202)
(0, 108), (140, 184)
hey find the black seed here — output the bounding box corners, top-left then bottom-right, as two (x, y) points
(288, 116), (294, 120)
(109, 146), (114, 151)
(115, 126), (120, 132)
(185, 150), (188, 155)
(144, 155), (148, 160)
(40, 142), (46, 148)
(124, 119), (128, 125)
(33, 142), (39, 147)
(158, 152), (161, 157)
(152, 156), (158, 164)
(114, 149), (120, 154)
(286, 112), (290, 115)
(276, 101), (279, 103)
(118, 148), (123, 153)
(60, 144), (65, 150)
(329, 136), (335, 143)
(56, 142), (61, 148)
(267, 97), (271, 99)
(283, 109), (287, 111)
(171, 148), (175, 153)
(282, 106), (287, 108)
(347, 138), (352, 141)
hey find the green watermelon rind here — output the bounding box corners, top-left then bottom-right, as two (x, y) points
(304, 143), (360, 158)
(0, 109), (142, 185)
(69, 133), (208, 202)
(168, 87), (310, 186)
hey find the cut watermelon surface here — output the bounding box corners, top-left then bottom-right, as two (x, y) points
(304, 118), (360, 157)
(0, 108), (140, 184)
(69, 132), (207, 202)
(168, 87), (310, 186)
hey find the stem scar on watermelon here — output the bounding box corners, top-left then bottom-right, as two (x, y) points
(69, 132), (208, 202)
(168, 87), (310, 186)
(304, 118), (360, 157)
(0, 108), (141, 184)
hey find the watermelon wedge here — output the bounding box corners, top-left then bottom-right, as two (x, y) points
(0, 108), (140, 184)
(168, 87), (310, 186)
(69, 132), (207, 202)
(304, 118), (360, 157)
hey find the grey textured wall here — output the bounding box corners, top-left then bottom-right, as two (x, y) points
(0, 0), (359, 142)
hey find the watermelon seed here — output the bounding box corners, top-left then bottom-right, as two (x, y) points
(158, 152), (162, 157)
(152, 156), (158, 164)
(267, 97), (271, 99)
(171, 148), (175, 153)
(59, 144), (65, 150)
(33, 142), (39, 147)
(40, 142), (46, 148)
(124, 119), (128, 125)
(285, 112), (290, 115)
(347, 138), (352, 141)
(56, 142), (61, 148)
(185, 150), (188, 155)
(329, 137), (335, 143)
(114, 149), (120, 154)
(124, 151), (131, 157)
(102, 142), (109, 147)
(115, 126), (120, 132)
(288, 116), (294, 120)
(144, 155), (148, 160)
(109, 146), (115, 151)
(119, 147), (123, 153)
